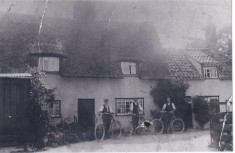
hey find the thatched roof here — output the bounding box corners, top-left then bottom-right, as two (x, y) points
(0, 13), (169, 79)
(60, 21), (168, 79)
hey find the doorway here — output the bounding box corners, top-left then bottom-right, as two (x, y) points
(0, 79), (30, 143)
(77, 99), (95, 140)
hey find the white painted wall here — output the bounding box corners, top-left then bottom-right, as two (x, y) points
(187, 79), (232, 128)
(43, 73), (232, 129)
(43, 74), (158, 126)
(187, 79), (232, 102)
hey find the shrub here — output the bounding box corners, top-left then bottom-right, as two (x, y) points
(26, 66), (56, 148)
(192, 96), (209, 129)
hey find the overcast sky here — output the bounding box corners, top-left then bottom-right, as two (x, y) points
(0, 0), (232, 49)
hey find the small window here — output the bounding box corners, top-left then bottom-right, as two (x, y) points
(38, 57), (60, 72)
(199, 96), (219, 113)
(203, 67), (218, 78)
(50, 100), (61, 117)
(203, 96), (219, 103)
(121, 62), (137, 75)
(116, 98), (144, 116)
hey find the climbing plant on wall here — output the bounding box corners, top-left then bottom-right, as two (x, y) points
(192, 96), (209, 129)
(26, 65), (55, 148)
(150, 79), (189, 121)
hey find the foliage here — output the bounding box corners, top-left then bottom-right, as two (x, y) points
(192, 96), (209, 129)
(217, 25), (232, 54)
(26, 65), (56, 148)
(150, 79), (189, 120)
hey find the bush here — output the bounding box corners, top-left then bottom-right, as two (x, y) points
(150, 79), (189, 121)
(192, 96), (209, 129)
(26, 66), (56, 149)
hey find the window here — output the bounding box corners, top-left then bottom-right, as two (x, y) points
(203, 67), (218, 78)
(38, 57), (60, 72)
(121, 62), (137, 75)
(204, 96), (219, 103)
(200, 96), (219, 113)
(116, 98), (144, 116)
(50, 100), (61, 117)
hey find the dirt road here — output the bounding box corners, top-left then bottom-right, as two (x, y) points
(0, 130), (217, 152)
(41, 130), (216, 152)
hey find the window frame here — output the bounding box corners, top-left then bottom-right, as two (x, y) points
(120, 62), (139, 76)
(199, 96), (220, 113)
(50, 100), (61, 118)
(38, 57), (60, 72)
(203, 66), (218, 79)
(115, 98), (144, 116)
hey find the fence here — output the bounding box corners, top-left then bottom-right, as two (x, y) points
(209, 102), (233, 151)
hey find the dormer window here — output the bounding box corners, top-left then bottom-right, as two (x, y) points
(38, 57), (60, 72)
(203, 67), (218, 78)
(121, 62), (138, 75)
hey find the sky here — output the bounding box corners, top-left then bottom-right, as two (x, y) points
(0, 0), (232, 49)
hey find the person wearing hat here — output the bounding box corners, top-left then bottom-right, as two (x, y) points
(98, 98), (113, 138)
(129, 98), (143, 133)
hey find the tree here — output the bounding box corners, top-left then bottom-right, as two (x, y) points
(217, 25), (232, 54)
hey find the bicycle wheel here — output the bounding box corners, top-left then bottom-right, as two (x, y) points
(145, 120), (154, 134)
(135, 126), (143, 135)
(94, 122), (105, 141)
(123, 121), (133, 136)
(152, 119), (164, 134)
(171, 118), (185, 133)
(111, 120), (122, 139)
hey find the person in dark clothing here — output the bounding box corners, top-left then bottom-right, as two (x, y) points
(129, 98), (143, 133)
(162, 97), (176, 133)
(98, 99), (113, 138)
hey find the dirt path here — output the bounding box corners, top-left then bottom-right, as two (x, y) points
(41, 130), (216, 152)
(0, 130), (217, 152)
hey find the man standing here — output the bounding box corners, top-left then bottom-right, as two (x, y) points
(162, 97), (176, 133)
(130, 98), (143, 132)
(98, 99), (113, 138)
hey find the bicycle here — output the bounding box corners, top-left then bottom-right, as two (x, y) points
(152, 111), (185, 134)
(94, 112), (122, 141)
(125, 114), (154, 136)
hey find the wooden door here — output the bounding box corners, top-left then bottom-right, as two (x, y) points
(0, 79), (30, 142)
(77, 99), (95, 140)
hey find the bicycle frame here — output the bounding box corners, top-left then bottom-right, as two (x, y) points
(159, 112), (176, 131)
(96, 113), (116, 131)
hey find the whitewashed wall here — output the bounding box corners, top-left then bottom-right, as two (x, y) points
(43, 73), (232, 128)
(44, 74), (158, 126)
(187, 79), (232, 128)
(187, 79), (232, 102)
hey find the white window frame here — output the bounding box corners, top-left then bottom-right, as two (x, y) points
(116, 98), (144, 116)
(51, 100), (61, 117)
(203, 96), (219, 103)
(38, 57), (60, 72)
(203, 67), (218, 78)
(121, 62), (138, 75)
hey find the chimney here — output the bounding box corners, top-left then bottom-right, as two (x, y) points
(203, 15), (217, 48)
